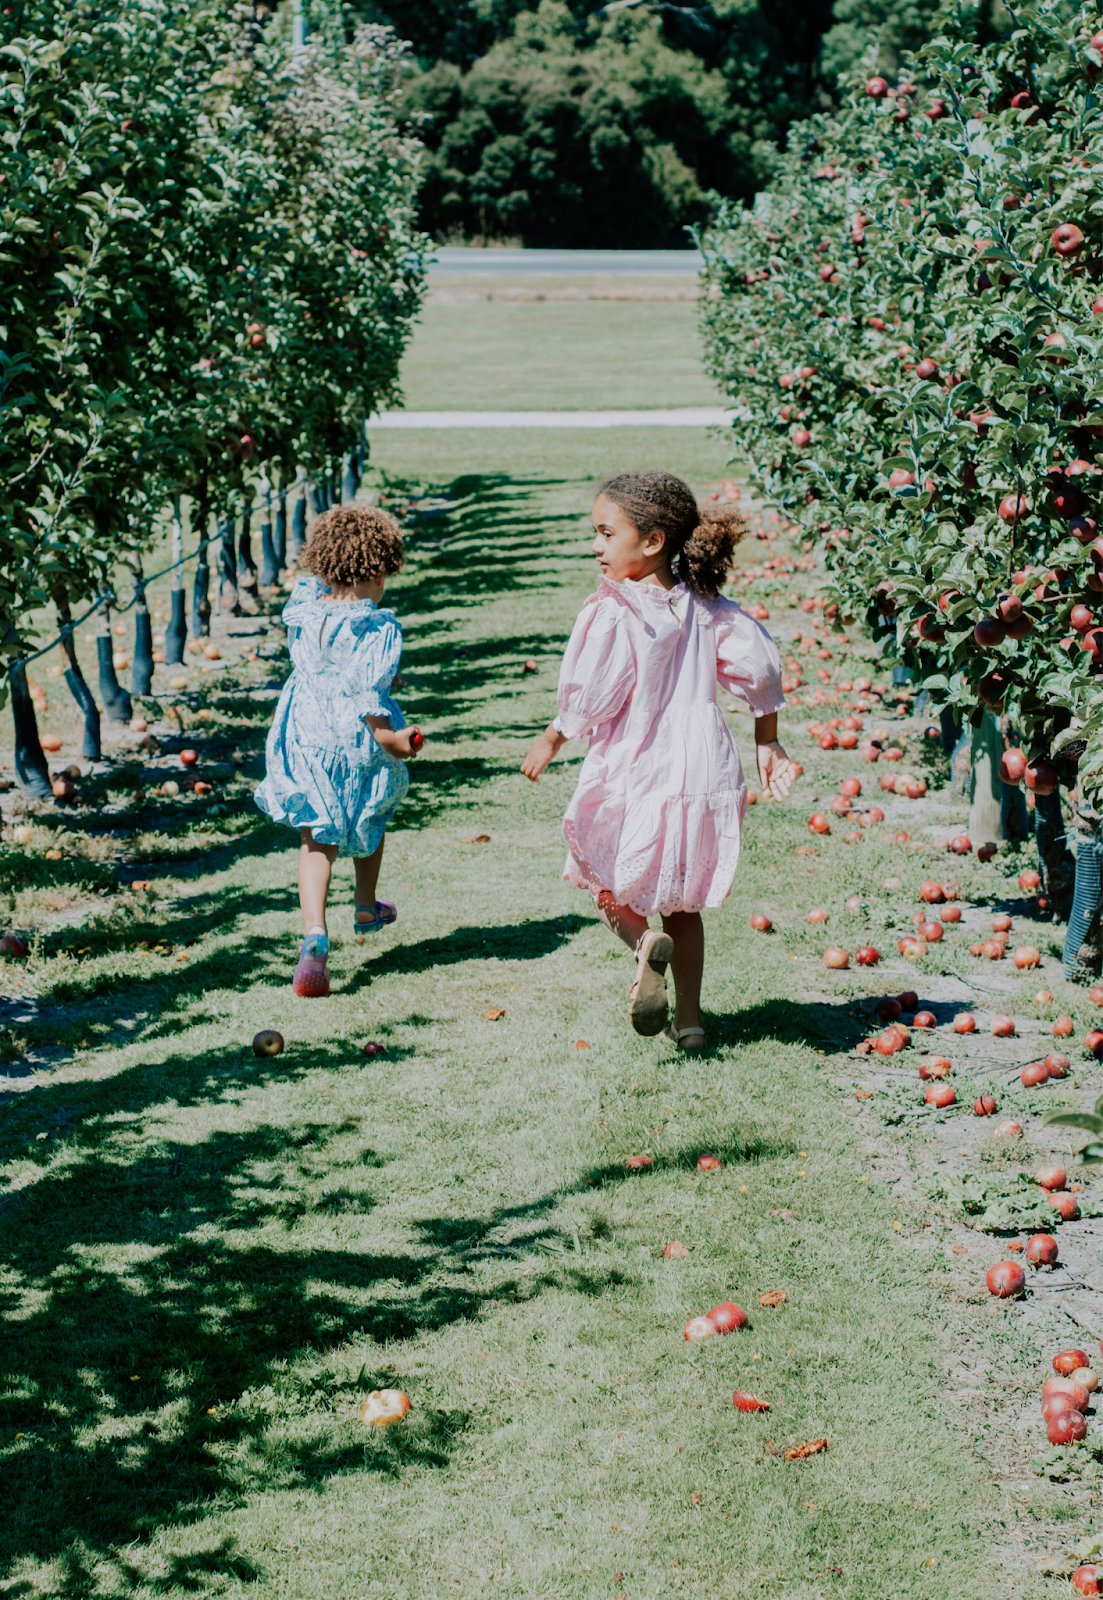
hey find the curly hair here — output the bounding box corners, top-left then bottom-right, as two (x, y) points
(302, 505), (405, 588)
(596, 470), (747, 597)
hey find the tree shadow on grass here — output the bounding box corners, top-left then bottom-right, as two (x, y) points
(0, 1011), (780, 1592)
(342, 912), (588, 989)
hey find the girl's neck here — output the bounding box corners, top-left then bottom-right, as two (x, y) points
(626, 563), (678, 591)
(324, 578), (384, 605)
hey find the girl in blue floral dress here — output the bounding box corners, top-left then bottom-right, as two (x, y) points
(255, 505), (420, 997)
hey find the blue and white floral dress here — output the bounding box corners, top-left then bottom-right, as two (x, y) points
(255, 577), (409, 857)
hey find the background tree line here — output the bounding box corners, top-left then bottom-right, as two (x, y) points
(346, 0), (1010, 245)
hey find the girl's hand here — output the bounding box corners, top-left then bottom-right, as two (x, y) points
(365, 714), (421, 759)
(521, 725), (566, 783)
(757, 739), (797, 801)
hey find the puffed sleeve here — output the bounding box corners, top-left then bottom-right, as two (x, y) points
(553, 596), (636, 740)
(348, 610), (404, 720)
(715, 599), (786, 716)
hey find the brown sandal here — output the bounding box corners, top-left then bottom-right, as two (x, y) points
(628, 929), (674, 1036)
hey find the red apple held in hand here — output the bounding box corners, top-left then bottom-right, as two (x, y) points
(925, 1083), (955, 1107)
(1021, 1061), (1049, 1087)
(954, 1013), (976, 1033)
(974, 1095), (998, 1116)
(824, 947), (849, 969)
(986, 1260), (1025, 1297)
(1026, 1234), (1059, 1266)
(409, 728), (424, 752)
(707, 1301), (748, 1333)
(1037, 1164), (1067, 1192)
(252, 1030), (284, 1058)
(750, 912), (772, 931)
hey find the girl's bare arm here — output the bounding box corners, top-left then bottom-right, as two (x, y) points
(521, 723), (567, 782)
(365, 713), (420, 759)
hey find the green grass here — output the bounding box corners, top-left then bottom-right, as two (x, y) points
(396, 300), (722, 411)
(1, 462), (1061, 1600)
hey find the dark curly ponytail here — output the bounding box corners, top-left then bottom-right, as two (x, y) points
(596, 470), (747, 597)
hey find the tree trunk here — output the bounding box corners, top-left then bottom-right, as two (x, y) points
(54, 590), (101, 760)
(96, 599), (131, 722)
(258, 478), (278, 586)
(342, 447), (359, 504)
(165, 496), (187, 665)
(9, 664), (54, 798)
(968, 711), (1004, 844)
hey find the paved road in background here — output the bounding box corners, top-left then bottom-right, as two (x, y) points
(370, 407), (732, 429)
(430, 248), (703, 276)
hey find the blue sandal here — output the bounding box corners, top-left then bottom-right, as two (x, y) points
(354, 901), (397, 942)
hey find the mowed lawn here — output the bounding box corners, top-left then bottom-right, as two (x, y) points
(0, 271), (1016, 1599)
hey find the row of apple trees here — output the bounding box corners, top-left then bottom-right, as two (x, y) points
(2, 0), (426, 790)
(699, 0), (1103, 967)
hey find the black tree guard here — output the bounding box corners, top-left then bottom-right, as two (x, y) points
(219, 519), (239, 614)
(63, 666), (101, 760)
(1035, 787), (1076, 917)
(96, 618), (132, 723)
(165, 587), (187, 663)
(9, 666), (53, 798)
(274, 491), (287, 571)
(259, 509), (278, 586)
(289, 491), (306, 565)
(190, 542), (211, 638)
(131, 599), (154, 696)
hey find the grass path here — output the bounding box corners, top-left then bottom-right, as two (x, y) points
(0, 457), (1047, 1600)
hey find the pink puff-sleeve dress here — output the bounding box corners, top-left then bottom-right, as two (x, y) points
(553, 576), (784, 916)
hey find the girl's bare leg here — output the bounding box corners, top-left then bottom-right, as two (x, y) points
(353, 838), (386, 925)
(595, 888), (650, 950)
(299, 829), (338, 934)
(661, 910), (704, 1034)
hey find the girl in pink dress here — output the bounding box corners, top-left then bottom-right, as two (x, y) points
(521, 470), (796, 1051)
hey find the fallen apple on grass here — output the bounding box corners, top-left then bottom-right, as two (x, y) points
(1072, 1567), (1102, 1596)
(1044, 1053), (1071, 1077)
(252, 1030), (284, 1057)
(1054, 1016), (1075, 1037)
(662, 1241), (690, 1259)
(1048, 1192), (1080, 1221)
(750, 912), (772, 931)
(0, 934), (29, 959)
(974, 1095), (998, 1116)
(1054, 1349), (1089, 1374)
(1021, 1062), (1050, 1087)
(1026, 1234), (1059, 1266)
(360, 1389), (411, 1428)
(1047, 1407), (1087, 1444)
(362, 1040), (385, 1058)
(953, 1013), (976, 1033)
(733, 1390), (770, 1412)
(708, 1301), (748, 1332)
(924, 1083), (955, 1107)
(995, 1121), (1023, 1139)
(992, 1015), (1016, 1037)
(919, 1058), (952, 1080)
(1037, 1165), (1067, 1192)
(824, 947), (849, 969)
(986, 1260), (1026, 1297)
(626, 1155), (654, 1172)
(855, 945), (880, 966)
(697, 1154), (722, 1172)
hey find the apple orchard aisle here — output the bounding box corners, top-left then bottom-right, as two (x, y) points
(2, 465), (1102, 1598)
